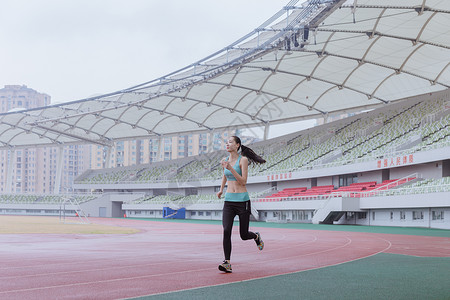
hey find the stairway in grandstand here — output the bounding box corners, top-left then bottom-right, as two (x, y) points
(310, 174), (419, 224)
(257, 140), (310, 174)
(341, 101), (422, 158)
(321, 212), (346, 224)
(356, 122), (421, 159)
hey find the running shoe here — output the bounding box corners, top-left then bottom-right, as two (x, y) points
(255, 232), (264, 250)
(218, 260), (232, 273)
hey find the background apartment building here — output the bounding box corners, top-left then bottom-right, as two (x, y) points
(1, 85), (51, 193)
(0, 85), (90, 193)
(90, 130), (256, 169)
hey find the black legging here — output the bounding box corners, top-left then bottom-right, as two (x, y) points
(222, 200), (257, 260)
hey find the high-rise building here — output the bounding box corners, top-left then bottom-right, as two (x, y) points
(0, 85), (50, 111)
(0, 85), (51, 193)
(0, 85), (91, 193)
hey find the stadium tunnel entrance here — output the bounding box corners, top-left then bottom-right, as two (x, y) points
(112, 201), (125, 218)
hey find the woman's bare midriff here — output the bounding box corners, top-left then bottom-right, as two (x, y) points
(226, 181), (247, 193)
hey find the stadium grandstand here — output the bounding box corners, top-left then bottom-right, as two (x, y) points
(0, 0), (449, 229)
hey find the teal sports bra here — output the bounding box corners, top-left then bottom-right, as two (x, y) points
(224, 156), (242, 181)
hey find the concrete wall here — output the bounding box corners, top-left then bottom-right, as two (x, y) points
(253, 199), (326, 211)
(443, 159), (450, 177)
(80, 195), (112, 217)
(167, 187), (186, 195)
(199, 186), (216, 195)
(317, 176), (333, 186)
(360, 192), (450, 209)
(390, 162), (442, 180)
(277, 179), (310, 190)
(81, 193), (142, 217)
(340, 208), (450, 229)
(358, 170), (382, 184)
(125, 209), (164, 218)
(246, 182), (272, 194)
(0, 204), (75, 216)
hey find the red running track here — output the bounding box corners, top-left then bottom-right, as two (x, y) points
(0, 218), (448, 299)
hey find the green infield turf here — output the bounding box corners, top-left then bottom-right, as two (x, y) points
(132, 253), (450, 300)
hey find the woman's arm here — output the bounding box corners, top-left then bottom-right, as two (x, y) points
(217, 174), (227, 198)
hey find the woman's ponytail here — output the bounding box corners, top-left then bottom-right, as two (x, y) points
(241, 145), (266, 165)
(232, 136), (266, 165)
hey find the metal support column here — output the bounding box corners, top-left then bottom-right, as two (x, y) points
(54, 145), (64, 194)
(105, 146), (112, 168)
(263, 122), (270, 141)
(323, 113), (329, 124)
(157, 136), (163, 162)
(5, 148), (15, 193)
(208, 129), (215, 153)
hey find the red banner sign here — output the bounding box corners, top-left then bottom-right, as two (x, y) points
(267, 172), (292, 181)
(377, 154), (414, 169)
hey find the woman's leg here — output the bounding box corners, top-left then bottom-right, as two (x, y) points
(238, 201), (257, 241)
(222, 201), (236, 260)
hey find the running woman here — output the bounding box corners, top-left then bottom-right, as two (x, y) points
(217, 135), (266, 273)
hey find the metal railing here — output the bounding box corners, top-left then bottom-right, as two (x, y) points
(358, 173), (419, 197)
(253, 173), (420, 202)
(363, 183), (450, 197)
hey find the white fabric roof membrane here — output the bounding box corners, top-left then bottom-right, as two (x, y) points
(1, 0), (449, 149)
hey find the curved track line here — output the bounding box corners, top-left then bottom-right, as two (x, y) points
(131, 235), (394, 299)
(0, 266), (215, 295)
(0, 258), (189, 280)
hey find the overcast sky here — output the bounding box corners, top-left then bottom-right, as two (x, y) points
(1, 0), (285, 103)
(0, 0), (315, 138)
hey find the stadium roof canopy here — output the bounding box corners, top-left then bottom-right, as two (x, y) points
(1, 0), (450, 149)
